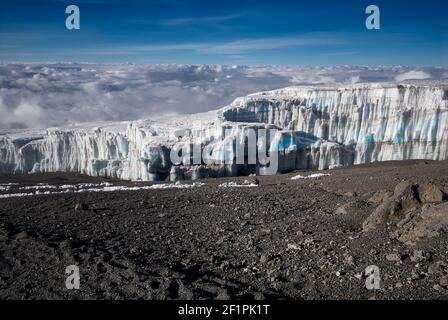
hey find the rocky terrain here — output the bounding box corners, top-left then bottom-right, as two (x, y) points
(1, 159), (448, 300)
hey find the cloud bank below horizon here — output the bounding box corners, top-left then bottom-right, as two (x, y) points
(1, 63), (447, 130)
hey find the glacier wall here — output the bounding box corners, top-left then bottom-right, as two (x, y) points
(0, 84), (447, 181)
(221, 84), (448, 168)
(0, 128), (130, 178)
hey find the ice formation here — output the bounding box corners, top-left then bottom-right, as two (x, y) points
(1, 83), (447, 181)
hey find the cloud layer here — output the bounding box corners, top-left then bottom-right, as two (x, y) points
(0, 63), (447, 130)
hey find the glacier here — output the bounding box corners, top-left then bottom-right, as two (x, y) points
(1, 83), (447, 181)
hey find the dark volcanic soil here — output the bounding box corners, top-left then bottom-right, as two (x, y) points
(1, 160), (448, 300)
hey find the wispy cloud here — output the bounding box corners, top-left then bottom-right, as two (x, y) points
(73, 33), (346, 56)
(199, 34), (345, 54)
(161, 12), (246, 26)
(319, 51), (359, 56)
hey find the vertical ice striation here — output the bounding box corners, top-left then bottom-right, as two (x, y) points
(0, 83), (447, 181)
(1, 127), (130, 178)
(221, 84), (448, 169)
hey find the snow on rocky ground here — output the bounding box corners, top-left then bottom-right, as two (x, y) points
(291, 173), (332, 180)
(219, 180), (259, 187)
(0, 181), (206, 199)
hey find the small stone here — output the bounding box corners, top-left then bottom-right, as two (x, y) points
(410, 250), (425, 262)
(260, 254), (269, 264)
(334, 202), (355, 215)
(433, 284), (442, 291)
(410, 270), (421, 280)
(287, 243), (300, 250)
(386, 253), (401, 262)
(428, 261), (448, 275)
(303, 238), (315, 246)
(344, 255), (354, 266)
(440, 275), (448, 287)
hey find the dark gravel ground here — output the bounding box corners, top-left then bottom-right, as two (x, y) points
(1, 160), (448, 300)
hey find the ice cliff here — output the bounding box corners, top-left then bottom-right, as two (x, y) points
(1, 83), (447, 181)
(221, 84), (448, 171)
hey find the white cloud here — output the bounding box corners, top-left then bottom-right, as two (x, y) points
(0, 96), (48, 129)
(0, 64), (446, 130)
(395, 70), (431, 81)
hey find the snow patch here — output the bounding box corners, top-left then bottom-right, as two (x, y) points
(0, 192), (33, 199)
(291, 173), (332, 180)
(19, 184), (58, 190)
(219, 180), (259, 187)
(58, 182), (113, 189)
(147, 182), (206, 190)
(0, 181), (206, 198)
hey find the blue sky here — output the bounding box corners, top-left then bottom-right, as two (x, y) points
(0, 0), (447, 65)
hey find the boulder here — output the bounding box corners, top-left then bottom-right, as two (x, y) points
(367, 190), (392, 204)
(393, 181), (420, 211)
(334, 201), (357, 215)
(362, 181), (419, 231)
(391, 202), (448, 245)
(417, 182), (445, 203)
